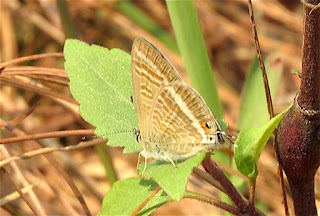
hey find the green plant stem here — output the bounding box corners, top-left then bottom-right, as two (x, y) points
(184, 190), (241, 215)
(166, 0), (223, 119)
(249, 177), (257, 213)
(96, 144), (118, 185)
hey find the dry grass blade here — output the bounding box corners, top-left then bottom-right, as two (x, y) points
(0, 138), (107, 167)
(0, 53), (64, 69)
(248, 0), (274, 119)
(1, 168), (40, 215)
(21, 74), (69, 86)
(0, 75), (77, 105)
(0, 129), (95, 145)
(2, 66), (67, 78)
(1, 118), (91, 216)
(0, 145), (46, 216)
(4, 0), (65, 43)
(0, 105), (38, 129)
(0, 184), (36, 206)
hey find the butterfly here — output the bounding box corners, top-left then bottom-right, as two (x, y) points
(131, 37), (225, 173)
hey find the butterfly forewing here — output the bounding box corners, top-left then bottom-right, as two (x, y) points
(131, 37), (183, 146)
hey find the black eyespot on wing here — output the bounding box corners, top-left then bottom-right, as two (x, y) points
(205, 122), (211, 129)
(210, 137), (213, 142)
(133, 129), (141, 143)
(136, 133), (141, 143)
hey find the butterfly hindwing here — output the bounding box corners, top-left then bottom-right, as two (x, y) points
(146, 83), (221, 160)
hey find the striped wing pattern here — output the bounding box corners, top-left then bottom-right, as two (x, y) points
(131, 37), (223, 162)
(131, 37), (182, 145)
(148, 83), (221, 161)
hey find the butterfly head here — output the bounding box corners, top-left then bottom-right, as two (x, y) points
(215, 130), (226, 144)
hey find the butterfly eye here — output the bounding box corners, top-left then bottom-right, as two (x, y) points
(205, 122), (211, 129)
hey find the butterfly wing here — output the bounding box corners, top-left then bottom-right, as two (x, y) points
(146, 83), (223, 161)
(131, 37), (183, 147)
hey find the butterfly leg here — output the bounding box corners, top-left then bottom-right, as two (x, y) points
(163, 152), (177, 168)
(137, 151), (142, 170)
(137, 150), (148, 175)
(142, 156), (148, 175)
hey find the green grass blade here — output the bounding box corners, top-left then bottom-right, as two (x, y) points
(166, 0), (223, 119)
(96, 144), (118, 185)
(57, 0), (77, 38)
(116, 1), (178, 52)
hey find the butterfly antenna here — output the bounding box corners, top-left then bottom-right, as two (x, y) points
(216, 131), (237, 147)
(226, 134), (238, 147)
(100, 130), (135, 137)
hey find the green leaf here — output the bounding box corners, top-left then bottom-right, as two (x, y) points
(234, 105), (291, 179)
(101, 178), (171, 216)
(64, 39), (140, 153)
(138, 152), (206, 201)
(238, 57), (282, 130)
(217, 120), (228, 132)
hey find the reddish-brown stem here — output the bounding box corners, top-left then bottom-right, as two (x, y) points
(289, 177), (317, 216)
(276, 1), (320, 215)
(131, 186), (161, 216)
(202, 157), (259, 215)
(298, 0), (320, 111)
